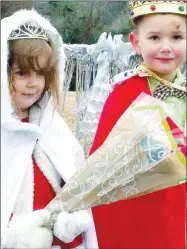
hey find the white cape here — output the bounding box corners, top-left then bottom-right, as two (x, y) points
(1, 9), (98, 248)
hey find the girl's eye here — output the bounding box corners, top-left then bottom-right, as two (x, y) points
(14, 71), (28, 76)
(37, 71), (44, 76)
(149, 35), (160, 40)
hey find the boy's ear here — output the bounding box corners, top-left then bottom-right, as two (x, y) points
(129, 32), (141, 54)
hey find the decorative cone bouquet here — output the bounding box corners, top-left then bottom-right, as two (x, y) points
(46, 93), (186, 225)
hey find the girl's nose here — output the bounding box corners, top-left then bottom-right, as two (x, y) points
(26, 72), (37, 87)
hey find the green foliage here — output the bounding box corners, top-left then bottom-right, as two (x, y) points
(35, 1), (131, 44)
(1, 1), (132, 44)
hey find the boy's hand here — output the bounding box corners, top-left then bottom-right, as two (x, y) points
(53, 210), (92, 243)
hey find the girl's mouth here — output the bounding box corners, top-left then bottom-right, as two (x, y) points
(22, 93), (36, 98)
(22, 93), (36, 96)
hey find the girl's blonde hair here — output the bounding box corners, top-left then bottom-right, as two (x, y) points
(8, 39), (60, 106)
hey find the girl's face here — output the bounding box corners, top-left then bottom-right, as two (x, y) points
(11, 55), (46, 112)
(9, 39), (57, 117)
(129, 14), (186, 81)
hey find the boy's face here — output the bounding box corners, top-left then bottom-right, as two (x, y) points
(130, 14), (186, 80)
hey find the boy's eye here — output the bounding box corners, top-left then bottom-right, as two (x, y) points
(149, 35), (160, 40)
(172, 35), (182, 40)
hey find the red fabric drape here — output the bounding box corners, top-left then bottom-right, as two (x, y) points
(89, 76), (186, 249)
(22, 117), (83, 249)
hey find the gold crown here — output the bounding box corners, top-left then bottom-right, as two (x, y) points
(129, 1), (187, 25)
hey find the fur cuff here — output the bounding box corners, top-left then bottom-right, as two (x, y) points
(53, 211), (91, 243)
(72, 210), (92, 232)
(3, 226), (53, 249)
(3, 210), (53, 249)
(10, 210), (51, 229)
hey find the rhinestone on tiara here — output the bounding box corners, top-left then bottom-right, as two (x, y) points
(8, 22), (49, 41)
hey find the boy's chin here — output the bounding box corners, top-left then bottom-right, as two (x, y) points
(148, 65), (177, 77)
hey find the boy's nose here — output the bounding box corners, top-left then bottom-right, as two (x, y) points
(160, 41), (172, 53)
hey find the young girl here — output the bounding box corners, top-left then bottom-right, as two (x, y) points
(1, 9), (94, 249)
(87, 1), (187, 248)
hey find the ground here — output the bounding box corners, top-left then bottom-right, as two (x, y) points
(60, 91), (91, 155)
(60, 91), (77, 133)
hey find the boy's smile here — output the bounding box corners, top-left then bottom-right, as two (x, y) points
(130, 14), (186, 82)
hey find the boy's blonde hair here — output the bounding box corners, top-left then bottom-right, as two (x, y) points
(8, 39), (60, 106)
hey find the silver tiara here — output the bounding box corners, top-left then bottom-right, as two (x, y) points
(8, 22), (49, 41)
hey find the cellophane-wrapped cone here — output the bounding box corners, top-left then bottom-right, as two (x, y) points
(46, 93), (186, 224)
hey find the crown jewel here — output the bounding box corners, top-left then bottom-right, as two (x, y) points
(8, 22), (49, 41)
(129, 1), (187, 25)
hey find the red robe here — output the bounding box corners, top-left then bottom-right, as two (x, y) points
(33, 157), (82, 249)
(90, 76), (186, 249)
(17, 118), (83, 249)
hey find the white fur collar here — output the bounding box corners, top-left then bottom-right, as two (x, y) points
(34, 144), (62, 194)
(1, 9), (65, 127)
(13, 158), (34, 215)
(13, 145), (62, 216)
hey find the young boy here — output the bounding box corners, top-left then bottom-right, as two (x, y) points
(88, 1), (186, 248)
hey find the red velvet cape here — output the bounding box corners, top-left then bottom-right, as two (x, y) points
(90, 76), (186, 249)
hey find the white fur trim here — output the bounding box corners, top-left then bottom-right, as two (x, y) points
(10, 210), (51, 229)
(53, 212), (78, 243)
(3, 210), (53, 249)
(12, 100), (61, 217)
(4, 227), (53, 249)
(34, 143), (62, 193)
(53, 210), (91, 243)
(29, 100), (62, 194)
(72, 210), (92, 232)
(111, 68), (137, 88)
(13, 158), (34, 215)
(16, 227), (53, 249)
(82, 209), (99, 249)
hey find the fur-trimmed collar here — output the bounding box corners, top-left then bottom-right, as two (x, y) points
(1, 9), (65, 128)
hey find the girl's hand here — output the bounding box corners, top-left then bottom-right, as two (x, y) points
(2, 210), (53, 249)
